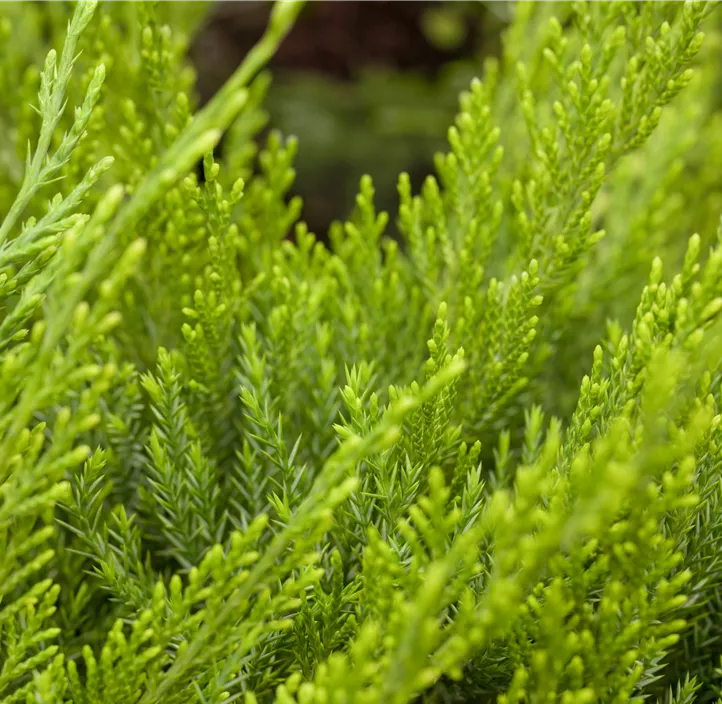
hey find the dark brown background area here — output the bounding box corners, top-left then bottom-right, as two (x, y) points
(189, 1), (503, 236)
(191, 1), (482, 99)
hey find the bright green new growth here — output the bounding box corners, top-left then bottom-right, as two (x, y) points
(2, 1), (722, 702)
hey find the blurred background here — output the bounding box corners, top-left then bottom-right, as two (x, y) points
(189, 1), (511, 236)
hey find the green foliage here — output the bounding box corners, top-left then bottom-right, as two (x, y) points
(2, 1), (722, 703)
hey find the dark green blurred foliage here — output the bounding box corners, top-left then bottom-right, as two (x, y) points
(266, 66), (474, 235)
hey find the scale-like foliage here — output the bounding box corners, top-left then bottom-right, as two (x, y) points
(2, 1), (722, 702)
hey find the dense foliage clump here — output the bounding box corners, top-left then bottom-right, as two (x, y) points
(2, 1), (722, 702)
